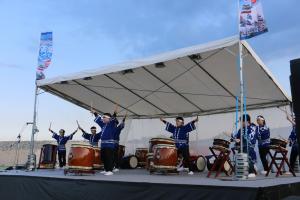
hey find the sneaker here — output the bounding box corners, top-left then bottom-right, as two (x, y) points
(260, 170), (267, 175)
(104, 171), (114, 176)
(284, 171), (292, 175)
(177, 166), (184, 172)
(113, 168), (119, 172)
(188, 171), (194, 175)
(248, 173), (256, 178)
(100, 170), (107, 174)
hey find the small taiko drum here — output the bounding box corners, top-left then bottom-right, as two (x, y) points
(135, 148), (148, 167)
(118, 145), (125, 159)
(146, 153), (154, 171)
(92, 147), (103, 170)
(38, 144), (57, 169)
(152, 144), (177, 170)
(120, 155), (138, 169)
(68, 144), (95, 170)
(149, 138), (175, 153)
(189, 155), (206, 172)
(270, 138), (288, 148)
(213, 139), (230, 149)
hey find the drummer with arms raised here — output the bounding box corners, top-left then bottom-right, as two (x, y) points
(160, 115), (199, 175)
(49, 127), (78, 168)
(78, 124), (101, 147)
(91, 105), (119, 176)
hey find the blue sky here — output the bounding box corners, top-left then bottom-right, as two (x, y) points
(0, 0), (299, 141)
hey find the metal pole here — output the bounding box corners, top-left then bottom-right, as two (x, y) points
(239, 42), (244, 152)
(27, 83), (38, 170)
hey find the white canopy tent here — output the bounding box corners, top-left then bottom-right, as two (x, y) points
(37, 36), (291, 119)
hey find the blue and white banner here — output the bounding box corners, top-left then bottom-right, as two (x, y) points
(239, 0), (268, 40)
(36, 32), (53, 80)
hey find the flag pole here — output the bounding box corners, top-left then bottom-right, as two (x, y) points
(27, 82), (39, 170)
(237, 0), (244, 154)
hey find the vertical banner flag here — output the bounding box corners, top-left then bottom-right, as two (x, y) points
(239, 0), (268, 40)
(36, 32), (53, 80)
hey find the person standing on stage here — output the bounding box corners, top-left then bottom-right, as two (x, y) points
(287, 112), (298, 172)
(79, 125), (101, 147)
(160, 116), (199, 175)
(255, 115), (270, 175)
(92, 105), (119, 176)
(49, 127), (78, 168)
(113, 115), (127, 172)
(234, 114), (258, 178)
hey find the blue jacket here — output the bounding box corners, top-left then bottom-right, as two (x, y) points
(289, 126), (297, 146)
(52, 133), (73, 151)
(114, 122), (125, 148)
(256, 125), (270, 148)
(235, 123), (257, 162)
(94, 115), (118, 148)
(236, 123), (257, 149)
(165, 122), (196, 149)
(82, 131), (101, 147)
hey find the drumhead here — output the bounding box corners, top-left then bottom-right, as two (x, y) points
(196, 156), (206, 172)
(150, 138), (174, 143)
(129, 156), (138, 168)
(223, 161), (230, 172)
(136, 148), (148, 151)
(71, 144), (93, 149)
(153, 144), (176, 149)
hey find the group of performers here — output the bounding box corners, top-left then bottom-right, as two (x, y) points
(48, 104), (297, 177)
(231, 111), (297, 178)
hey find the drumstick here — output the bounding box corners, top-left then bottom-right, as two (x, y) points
(49, 122), (52, 130)
(76, 120), (80, 127)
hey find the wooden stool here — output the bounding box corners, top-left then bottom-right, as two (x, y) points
(207, 145), (234, 178)
(266, 145), (296, 177)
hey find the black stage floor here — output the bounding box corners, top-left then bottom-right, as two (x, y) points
(0, 169), (300, 200)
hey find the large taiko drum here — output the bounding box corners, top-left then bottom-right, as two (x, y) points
(68, 144), (95, 170)
(152, 144), (177, 170)
(38, 144), (57, 169)
(120, 155), (138, 169)
(135, 148), (148, 167)
(189, 155), (206, 172)
(92, 147), (103, 170)
(149, 138), (175, 153)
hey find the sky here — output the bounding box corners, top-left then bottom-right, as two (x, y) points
(0, 0), (299, 141)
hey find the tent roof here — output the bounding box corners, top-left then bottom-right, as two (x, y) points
(37, 36), (291, 118)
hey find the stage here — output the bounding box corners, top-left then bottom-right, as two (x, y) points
(0, 169), (300, 200)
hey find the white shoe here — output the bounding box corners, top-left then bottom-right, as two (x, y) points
(188, 171), (194, 175)
(177, 166), (184, 172)
(104, 171), (114, 176)
(113, 168), (119, 172)
(100, 170), (107, 174)
(260, 170), (267, 175)
(284, 171), (292, 175)
(248, 173), (256, 178)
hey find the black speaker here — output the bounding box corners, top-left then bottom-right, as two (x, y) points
(290, 58), (300, 159)
(290, 58), (300, 114)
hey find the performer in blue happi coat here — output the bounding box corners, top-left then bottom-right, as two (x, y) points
(287, 112), (298, 172)
(256, 115), (270, 174)
(234, 114), (257, 178)
(92, 105), (119, 176)
(160, 115), (199, 175)
(49, 127), (78, 168)
(113, 115), (126, 172)
(79, 125), (101, 147)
